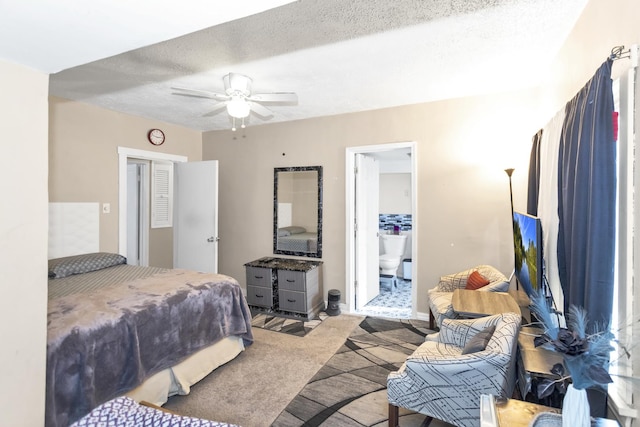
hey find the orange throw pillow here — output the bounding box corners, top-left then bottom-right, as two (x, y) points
(465, 270), (490, 290)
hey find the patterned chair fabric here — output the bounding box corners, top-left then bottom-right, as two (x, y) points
(387, 312), (522, 427)
(428, 265), (509, 329)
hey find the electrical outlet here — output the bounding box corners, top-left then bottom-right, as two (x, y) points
(102, 203), (110, 214)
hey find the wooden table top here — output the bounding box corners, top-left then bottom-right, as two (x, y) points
(451, 289), (521, 318)
(496, 399), (620, 427)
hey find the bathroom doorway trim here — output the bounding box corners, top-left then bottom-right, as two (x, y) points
(345, 141), (418, 318)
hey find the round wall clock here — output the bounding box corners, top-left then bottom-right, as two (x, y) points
(147, 128), (165, 145)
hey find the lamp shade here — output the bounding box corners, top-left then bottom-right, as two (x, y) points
(227, 96), (250, 118)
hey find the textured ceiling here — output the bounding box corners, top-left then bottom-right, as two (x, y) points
(9, 0), (590, 132)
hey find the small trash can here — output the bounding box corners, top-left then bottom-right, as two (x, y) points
(326, 289), (341, 316)
(403, 258), (412, 280)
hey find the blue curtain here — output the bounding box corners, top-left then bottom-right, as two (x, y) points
(557, 59), (616, 328)
(527, 130), (543, 216)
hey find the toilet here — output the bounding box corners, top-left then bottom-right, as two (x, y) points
(379, 234), (408, 282)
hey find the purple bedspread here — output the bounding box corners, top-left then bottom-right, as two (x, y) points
(46, 269), (253, 427)
(70, 396), (238, 427)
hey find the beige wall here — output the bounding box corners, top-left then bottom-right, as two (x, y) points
(202, 0), (640, 316)
(203, 89), (544, 315)
(49, 97), (202, 267)
(543, 0), (640, 113)
(0, 60), (48, 425)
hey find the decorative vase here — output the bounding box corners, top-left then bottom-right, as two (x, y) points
(562, 384), (590, 427)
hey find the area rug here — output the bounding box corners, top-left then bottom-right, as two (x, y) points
(250, 310), (328, 337)
(271, 316), (451, 427)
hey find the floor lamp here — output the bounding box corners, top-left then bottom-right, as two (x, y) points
(505, 168), (517, 289)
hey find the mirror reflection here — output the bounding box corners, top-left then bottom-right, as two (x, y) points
(273, 166), (322, 258)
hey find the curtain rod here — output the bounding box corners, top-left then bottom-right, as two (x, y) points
(610, 45), (631, 60)
(610, 45), (639, 68)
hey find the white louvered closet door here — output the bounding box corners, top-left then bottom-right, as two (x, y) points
(151, 162), (173, 228)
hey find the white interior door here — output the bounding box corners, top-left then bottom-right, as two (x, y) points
(174, 160), (219, 273)
(126, 161), (149, 266)
(355, 153), (380, 309)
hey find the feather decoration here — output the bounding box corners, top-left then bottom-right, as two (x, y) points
(566, 305), (588, 340)
(529, 291), (613, 391)
(529, 291), (559, 340)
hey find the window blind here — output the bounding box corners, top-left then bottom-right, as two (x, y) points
(151, 161), (173, 228)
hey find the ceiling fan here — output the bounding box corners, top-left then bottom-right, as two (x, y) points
(171, 73), (298, 131)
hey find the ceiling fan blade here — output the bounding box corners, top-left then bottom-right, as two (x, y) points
(248, 92), (298, 103)
(171, 86), (229, 102)
(247, 101), (274, 119)
(202, 102), (228, 117)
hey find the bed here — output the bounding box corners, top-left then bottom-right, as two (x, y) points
(276, 226), (317, 252)
(46, 252), (253, 427)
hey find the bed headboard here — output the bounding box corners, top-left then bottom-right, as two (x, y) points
(48, 202), (99, 259)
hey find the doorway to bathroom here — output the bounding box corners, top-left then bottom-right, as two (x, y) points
(346, 142), (417, 319)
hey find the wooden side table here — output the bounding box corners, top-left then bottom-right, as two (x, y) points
(451, 289), (521, 318)
(517, 326), (566, 407)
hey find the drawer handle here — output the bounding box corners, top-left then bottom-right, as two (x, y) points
(287, 298), (296, 302)
(286, 279), (295, 282)
(255, 294), (264, 298)
(254, 276), (264, 279)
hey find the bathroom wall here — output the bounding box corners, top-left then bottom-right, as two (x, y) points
(379, 173), (411, 214)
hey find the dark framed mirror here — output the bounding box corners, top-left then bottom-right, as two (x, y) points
(273, 166), (323, 258)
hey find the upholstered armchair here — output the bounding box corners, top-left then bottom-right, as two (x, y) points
(428, 264), (510, 329)
(387, 312), (521, 427)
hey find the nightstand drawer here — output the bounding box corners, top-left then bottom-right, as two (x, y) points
(279, 290), (306, 313)
(246, 267), (273, 287)
(277, 269), (305, 292)
(246, 285), (274, 308)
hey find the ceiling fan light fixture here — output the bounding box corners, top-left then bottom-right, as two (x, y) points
(172, 72), (295, 129)
(227, 95), (250, 119)
(224, 73), (252, 96)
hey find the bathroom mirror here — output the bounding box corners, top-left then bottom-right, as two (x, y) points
(273, 166), (323, 258)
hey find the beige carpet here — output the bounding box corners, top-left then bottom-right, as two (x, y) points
(164, 314), (365, 426)
(164, 314), (454, 427)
